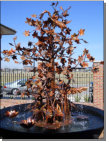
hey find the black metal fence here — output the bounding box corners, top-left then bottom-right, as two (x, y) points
(0, 68), (93, 102)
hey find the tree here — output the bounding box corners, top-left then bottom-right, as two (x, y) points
(1, 2), (95, 129)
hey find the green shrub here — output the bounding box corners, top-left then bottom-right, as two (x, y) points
(84, 95), (90, 102)
(74, 96), (81, 102)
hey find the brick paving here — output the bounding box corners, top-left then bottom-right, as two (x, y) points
(0, 99), (34, 109)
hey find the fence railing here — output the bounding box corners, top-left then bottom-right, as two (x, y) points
(0, 68), (93, 102)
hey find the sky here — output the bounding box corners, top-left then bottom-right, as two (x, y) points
(1, 1), (104, 69)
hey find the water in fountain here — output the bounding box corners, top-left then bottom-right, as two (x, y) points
(0, 102), (103, 134)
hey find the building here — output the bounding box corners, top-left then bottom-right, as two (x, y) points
(0, 24), (16, 38)
(23, 66), (34, 71)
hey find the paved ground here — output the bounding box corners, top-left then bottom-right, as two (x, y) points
(0, 99), (33, 109)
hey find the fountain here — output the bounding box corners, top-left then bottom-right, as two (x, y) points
(0, 2), (104, 139)
(0, 103), (104, 139)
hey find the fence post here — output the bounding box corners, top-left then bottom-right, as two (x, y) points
(77, 73), (78, 100)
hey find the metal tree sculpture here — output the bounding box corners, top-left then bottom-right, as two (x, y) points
(1, 2), (95, 129)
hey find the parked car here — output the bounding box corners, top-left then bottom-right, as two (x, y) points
(3, 79), (28, 95)
(0, 85), (3, 98)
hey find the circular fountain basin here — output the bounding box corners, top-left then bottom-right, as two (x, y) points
(0, 103), (104, 139)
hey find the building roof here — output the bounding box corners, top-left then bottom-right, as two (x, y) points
(0, 24), (16, 35)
